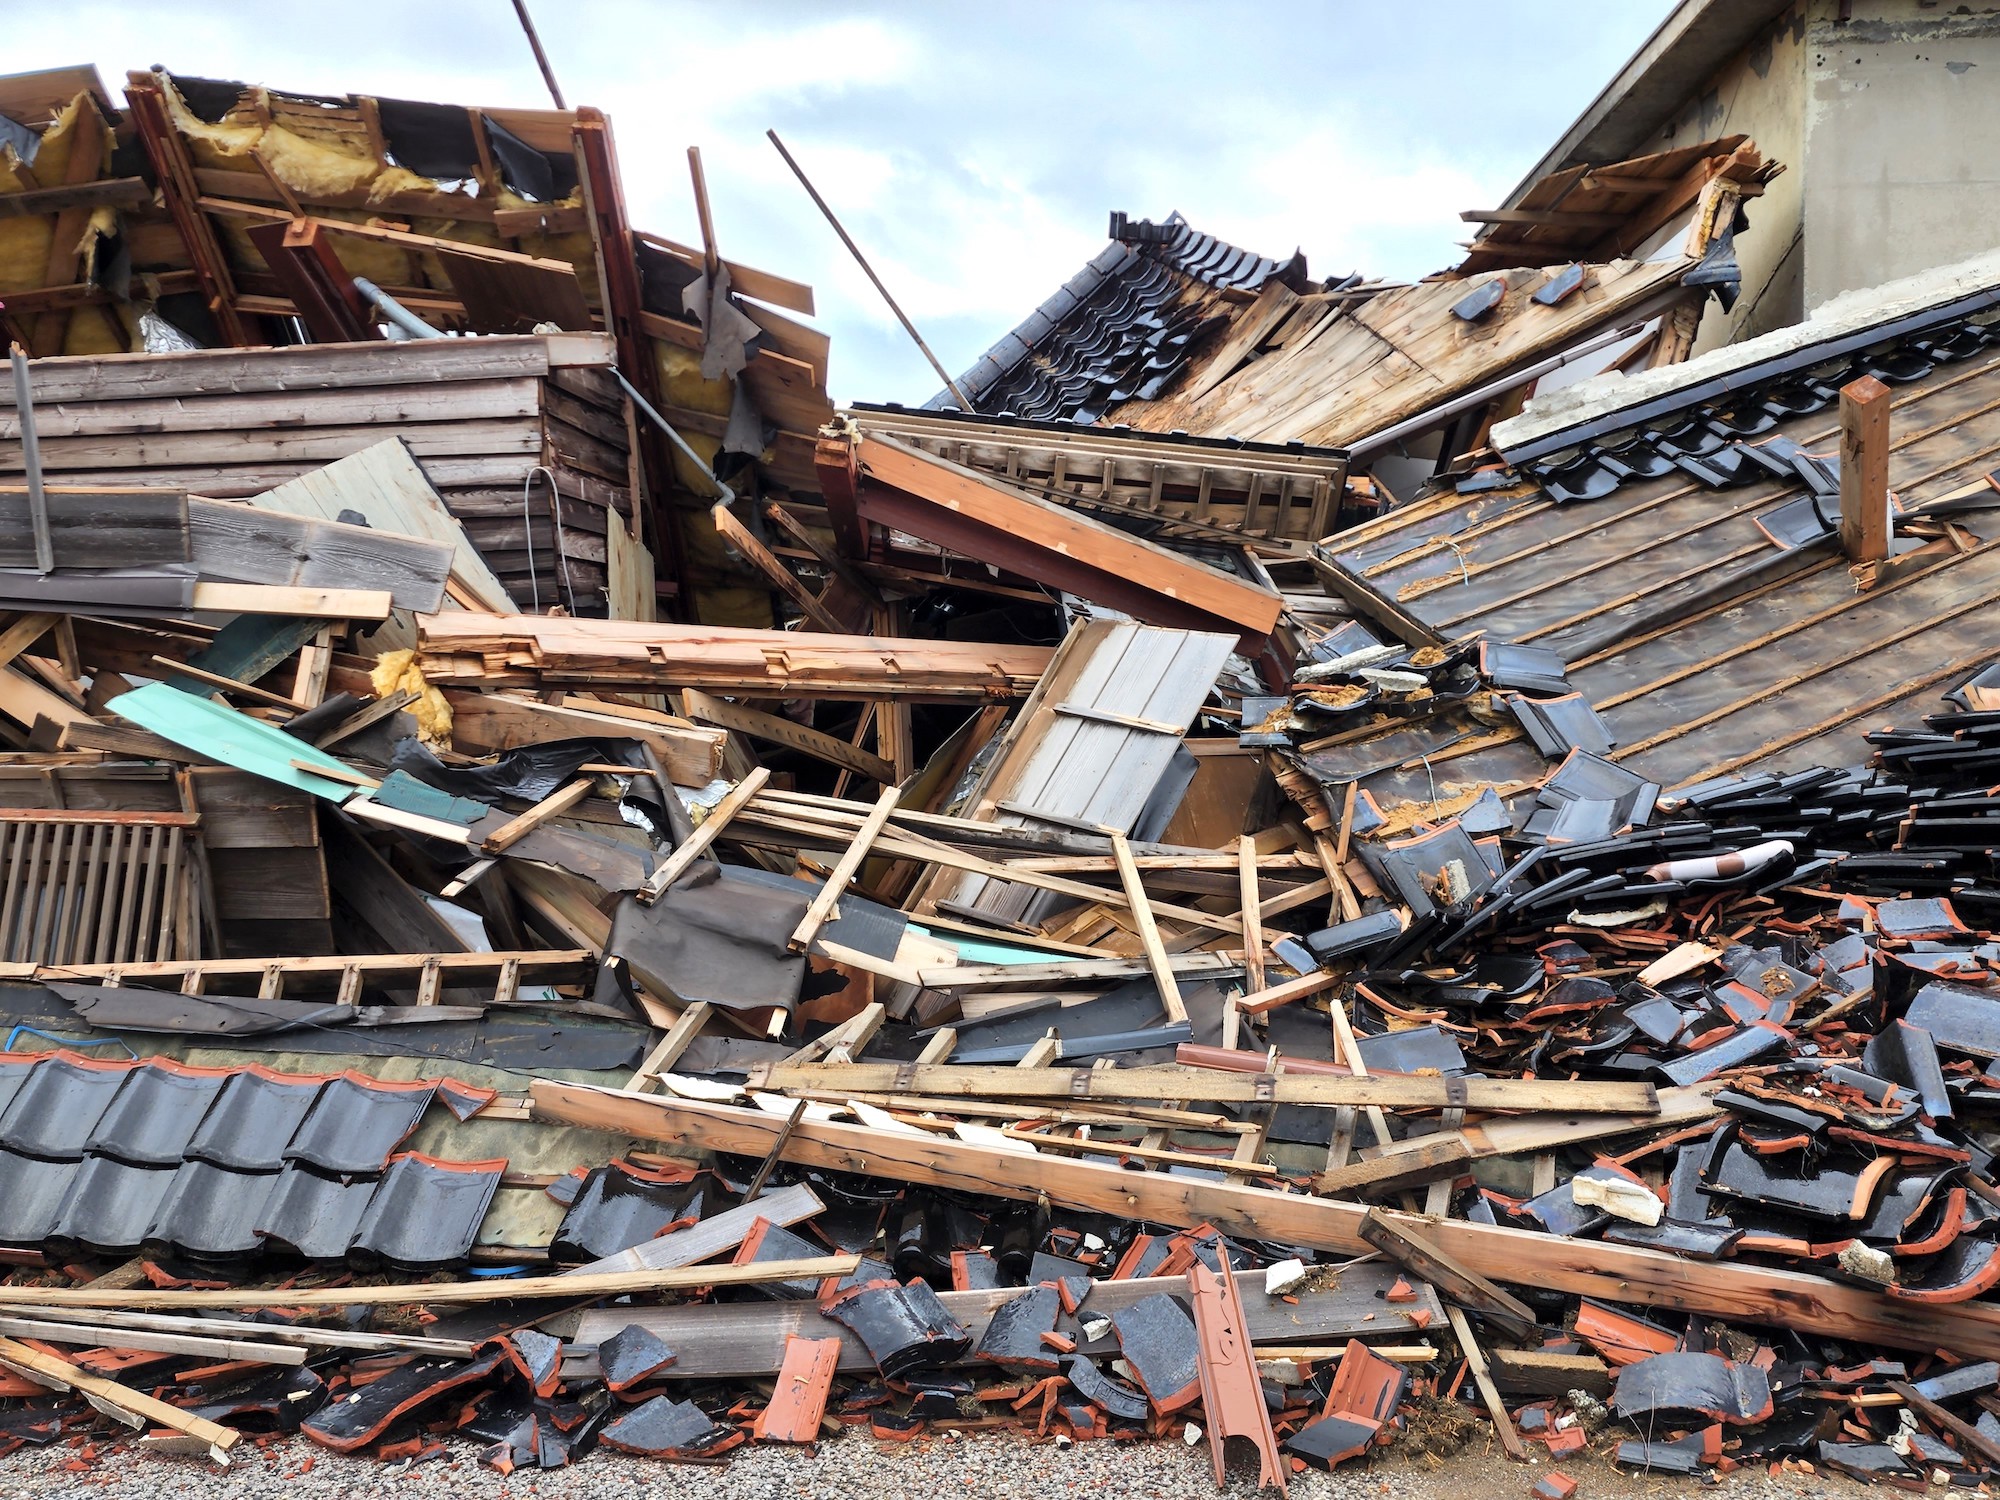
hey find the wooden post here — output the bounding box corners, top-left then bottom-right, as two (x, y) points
(1839, 374), (1891, 567)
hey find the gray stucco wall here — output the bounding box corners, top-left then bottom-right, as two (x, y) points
(1804, 1), (2000, 309)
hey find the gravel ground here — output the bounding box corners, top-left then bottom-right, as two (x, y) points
(0, 1428), (1886, 1500)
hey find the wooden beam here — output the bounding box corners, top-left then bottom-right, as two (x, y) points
(748, 1063), (1658, 1113)
(0, 1257), (861, 1310)
(789, 784), (900, 952)
(852, 434), (1282, 649)
(123, 80), (249, 347)
(1358, 1208), (1539, 1341)
(1461, 207), (1628, 230)
(634, 766), (770, 904)
(481, 776), (594, 853)
(0, 177), (149, 219)
(681, 690), (893, 784)
(1840, 374), (1892, 566)
(625, 1000), (712, 1091)
(1112, 831), (1187, 1023)
(1445, 1305), (1527, 1461)
(0, 1335), (240, 1454)
(525, 1087), (1994, 1367)
(0, 1314), (307, 1366)
(1234, 833), (1265, 1048)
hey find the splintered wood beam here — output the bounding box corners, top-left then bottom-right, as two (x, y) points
(681, 689), (894, 785)
(626, 1000), (713, 1092)
(481, 776), (594, 853)
(1840, 374), (1892, 566)
(1235, 834), (1265, 1045)
(789, 784), (901, 952)
(849, 434), (1282, 650)
(124, 80), (249, 347)
(1446, 1305), (1527, 1461)
(747, 1063), (1659, 1114)
(710, 501), (845, 632)
(0, 1335), (240, 1454)
(533, 1084), (2000, 1363)
(1358, 1208), (1539, 1341)
(634, 766), (771, 904)
(1113, 831), (1187, 1023)
(0, 1259), (860, 1310)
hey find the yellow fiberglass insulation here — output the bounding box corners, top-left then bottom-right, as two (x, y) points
(0, 93), (101, 293)
(370, 649), (452, 747)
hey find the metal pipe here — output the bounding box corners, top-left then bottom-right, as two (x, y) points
(766, 129), (975, 412)
(351, 278), (445, 341)
(509, 0), (567, 109)
(8, 345), (53, 574)
(610, 367), (735, 507)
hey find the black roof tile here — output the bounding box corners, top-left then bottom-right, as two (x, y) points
(350, 1153), (505, 1272)
(257, 1162), (377, 1260)
(88, 1060), (233, 1167)
(0, 1053), (138, 1160)
(0, 1148), (76, 1246)
(282, 1073), (436, 1174)
(187, 1067), (328, 1171)
(47, 1154), (177, 1257)
(145, 1159), (280, 1260)
(931, 213), (1303, 422)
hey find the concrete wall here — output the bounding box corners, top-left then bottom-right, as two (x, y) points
(1803, 1), (2000, 311)
(1644, 6), (1810, 354)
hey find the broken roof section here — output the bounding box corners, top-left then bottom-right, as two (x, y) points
(1308, 245), (2000, 813)
(925, 211), (1311, 423)
(0, 63), (834, 624)
(921, 140), (1779, 517)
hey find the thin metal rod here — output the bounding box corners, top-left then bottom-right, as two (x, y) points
(610, 367), (734, 506)
(766, 129), (975, 412)
(9, 345), (53, 573)
(351, 279), (444, 341)
(509, 0), (567, 109)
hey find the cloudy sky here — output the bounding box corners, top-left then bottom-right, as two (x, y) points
(13, 2), (1673, 402)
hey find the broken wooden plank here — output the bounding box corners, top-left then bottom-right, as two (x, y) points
(746, 1064), (1659, 1114)
(0, 1335), (240, 1454)
(1358, 1208), (1539, 1342)
(522, 1086), (1986, 1365)
(1445, 1304), (1527, 1461)
(635, 766), (771, 904)
(789, 784), (900, 952)
(0, 1258), (861, 1310)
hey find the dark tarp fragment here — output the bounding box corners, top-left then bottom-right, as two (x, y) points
(597, 867), (808, 1019)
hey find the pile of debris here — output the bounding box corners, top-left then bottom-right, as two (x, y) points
(5, 47), (2000, 1500)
